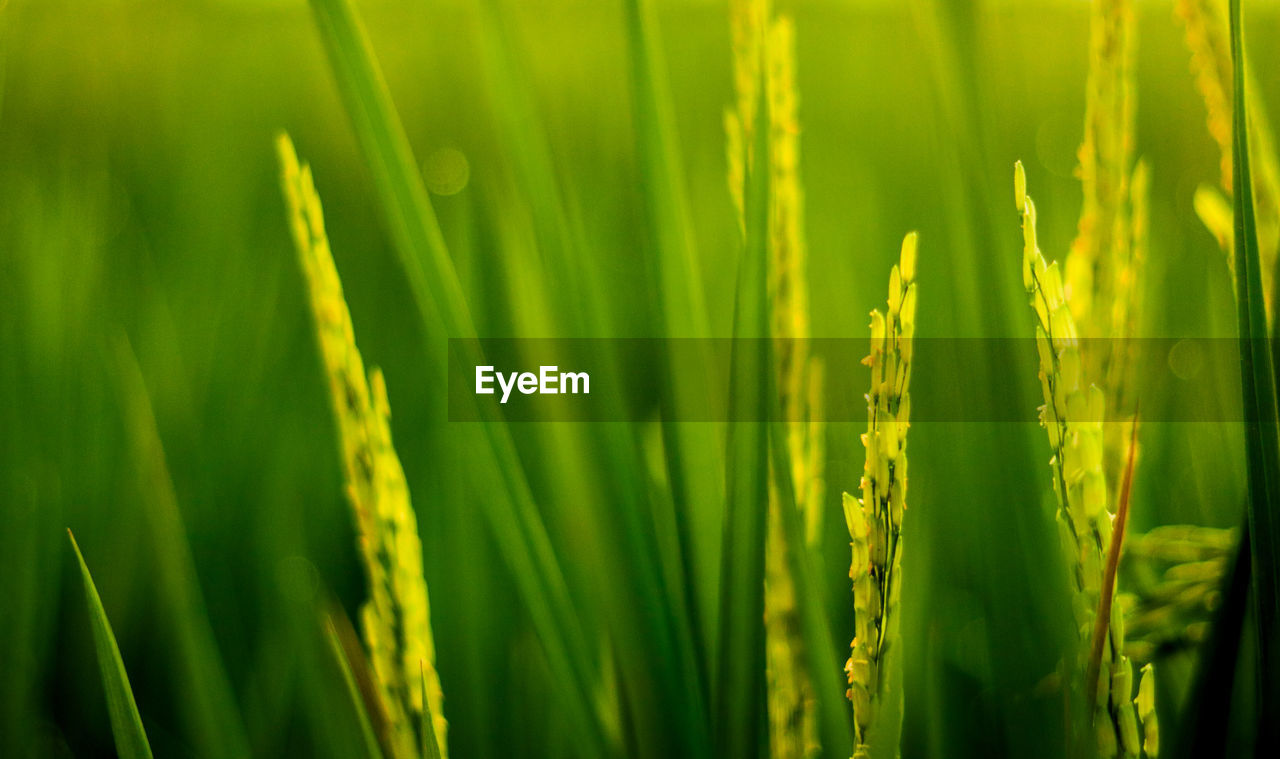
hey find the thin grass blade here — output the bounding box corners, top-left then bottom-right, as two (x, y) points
(323, 619), (386, 759)
(1228, 1), (1280, 750)
(714, 50), (771, 759)
(110, 336), (251, 758)
(67, 530), (155, 759)
(619, 0), (726, 678)
(302, 2), (613, 754)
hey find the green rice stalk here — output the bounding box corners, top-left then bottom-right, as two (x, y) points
(277, 133), (445, 759)
(1015, 162), (1145, 757)
(845, 232), (917, 759)
(726, 3), (825, 757)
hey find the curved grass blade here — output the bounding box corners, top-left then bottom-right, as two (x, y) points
(619, 0), (710, 340)
(110, 336), (251, 758)
(1177, 517), (1251, 758)
(323, 618), (385, 759)
(714, 50), (772, 759)
(619, 0), (726, 681)
(1228, 1), (1280, 750)
(303, 2), (612, 755)
(463, 11), (715, 744)
(67, 530), (155, 759)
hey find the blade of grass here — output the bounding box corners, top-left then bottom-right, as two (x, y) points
(619, 0), (710, 340)
(307, 0), (468, 340)
(110, 336), (251, 759)
(1228, 0), (1280, 750)
(325, 602), (396, 759)
(619, 0), (726, 680)
(714, 51), (771, 759)
(303, 2), (613, 755)
(67, 530), (155, 759)
(470, 5), (713, 748)
(323, 619), (386, 759)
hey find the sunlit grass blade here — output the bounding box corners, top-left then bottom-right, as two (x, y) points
(620, 0), (710, 340)
(473, 0), (605, 334)
(323, 619), (386, 759)
(110, 336), (251, 758)
(303, 2), (612, 755)
(306, 0), (468, 338)
(67, 530), (154, 759)
(469, 6), (714, 744)
(714, 54), (771, 759)
(1228, 0), (1280, 749)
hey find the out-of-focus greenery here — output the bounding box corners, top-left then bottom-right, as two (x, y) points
(0, 0), (1275, 757)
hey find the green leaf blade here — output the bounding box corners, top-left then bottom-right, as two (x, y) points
(714, 55), (772, 759)
(302, 3), (615, 756)
(68, 530), (155, 759)
(1228, 0), (1280, 751)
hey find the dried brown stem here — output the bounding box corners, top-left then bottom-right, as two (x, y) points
(1086, 410), (1141, 706)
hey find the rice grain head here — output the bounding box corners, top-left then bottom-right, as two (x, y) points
(277, 132), (446, 759)
(1120, 525), (1233, 662)
(1017, 161), (1150, 758)
(844, 232), (917, 759)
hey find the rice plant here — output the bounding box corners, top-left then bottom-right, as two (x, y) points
(278, 132), (446, 759)
(844, 232), (917, 759)
(6, 1), (1280, 758)
(1015, 160), (1150, 757)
